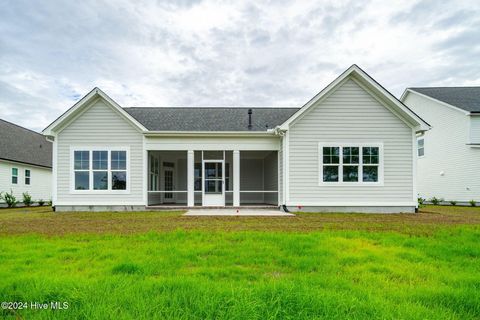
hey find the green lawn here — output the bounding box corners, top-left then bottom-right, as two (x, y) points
(0, 206), (479, 319)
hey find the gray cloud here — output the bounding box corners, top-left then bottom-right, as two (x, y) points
(0, 0), (479, 131)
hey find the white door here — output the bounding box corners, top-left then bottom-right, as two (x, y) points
(164, 166), (174, 203)
(202, 160), (225, 206)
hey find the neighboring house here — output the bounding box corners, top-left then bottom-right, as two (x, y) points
(0, 119), (52, 205)
(42, 65), (429, 213)
(401, 87), (480, 203)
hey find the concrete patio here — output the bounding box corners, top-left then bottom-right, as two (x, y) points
(183, 208), (295, 216)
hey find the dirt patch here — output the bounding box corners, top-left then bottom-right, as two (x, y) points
(0, 206), (479, 236)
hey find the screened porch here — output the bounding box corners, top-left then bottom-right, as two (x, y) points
(147, 150), (278, 207)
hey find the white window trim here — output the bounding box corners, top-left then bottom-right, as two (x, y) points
(11, 167), (18, 185)
(70, 146), (130, 194)
(25, 169), (31, 185)
(318, 142), (384, 186)
(417, 137), (425, 158)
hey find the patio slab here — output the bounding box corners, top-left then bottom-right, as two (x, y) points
(183, 209), (295, 216)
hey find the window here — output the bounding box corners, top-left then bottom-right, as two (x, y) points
(74, 151), (90, 190)
(320, 144), (382, 184)
(111, 151), (127, 190)
(11, 168), (18, 184)
(322, 147), (339, 182)
(417, 138), (425, 157)
(93, 151), (108, 190)
(25, 170), (31, 185)
(73, 149), (128, 192)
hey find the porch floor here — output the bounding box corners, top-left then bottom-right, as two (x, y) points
(183, 208), (294, 216)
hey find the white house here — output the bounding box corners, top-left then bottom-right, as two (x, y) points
(42, 65), (429, 213)
(401, 87), (480, 203)
(0, 119), (52, 205)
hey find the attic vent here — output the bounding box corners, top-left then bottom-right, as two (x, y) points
(248, 109), (252, 130)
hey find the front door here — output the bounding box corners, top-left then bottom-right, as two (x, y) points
(202, 160), (225, 206)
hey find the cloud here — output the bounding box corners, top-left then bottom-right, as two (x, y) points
(0, 0), (479, 131)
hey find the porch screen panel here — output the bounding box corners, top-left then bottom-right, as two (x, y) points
(239, 151), (278, 206)
(147, 151), (188, 206)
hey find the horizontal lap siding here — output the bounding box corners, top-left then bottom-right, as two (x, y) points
(404, 93), (480, 201)
(0, 161), (51, 203)
(57, 100), (144, 204)
(288, 79), (413, 203)
(471, 116), (480, 144)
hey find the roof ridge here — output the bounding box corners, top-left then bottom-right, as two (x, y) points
(123, 106), (300, 109)
(0, 118), (45, 137)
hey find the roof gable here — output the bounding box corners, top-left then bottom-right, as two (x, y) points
(278, 65), (430, 132)
(0, 119), (52, 168)
(42, 88), (147, 135)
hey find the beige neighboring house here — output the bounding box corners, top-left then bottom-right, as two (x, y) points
(43, 65), (429, 213)
(0, 119), (52, 205)
(401, 87), (480, 204)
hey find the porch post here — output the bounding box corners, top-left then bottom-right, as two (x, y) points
(187, 150), (194, 207)
(233, 150), (240, 206)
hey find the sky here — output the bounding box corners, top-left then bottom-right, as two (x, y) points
(0, 0), (479, 132)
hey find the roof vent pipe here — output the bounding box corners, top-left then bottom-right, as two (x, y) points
(248, 108), (253, 130)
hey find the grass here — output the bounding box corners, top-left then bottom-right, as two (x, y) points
(0, 206), (479, 319)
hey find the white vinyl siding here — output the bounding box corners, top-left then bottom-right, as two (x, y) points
(288, 79), (414, 205)
(403, 92), (480, 201)
(0, 160), (51, 203)
(470, 116), (480, 144)
(56, 99), (144, 205)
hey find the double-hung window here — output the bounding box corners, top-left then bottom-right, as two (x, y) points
(92, 151), (108, 190)
(320, 143), (383, 185)
(73, 148), (128, 192)
(417, 138), (425, 157)
(11, 168), (18, 184)
(25, 170), (31, 185)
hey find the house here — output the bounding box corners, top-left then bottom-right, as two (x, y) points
(42, 65), (429, 213)
(401, 87), (480, 203)
(0, 119), (52, 205)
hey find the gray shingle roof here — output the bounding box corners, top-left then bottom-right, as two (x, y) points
(409, 87), (480, 112)
(0, 119), (52, 168)
(123, 107), (300, 131)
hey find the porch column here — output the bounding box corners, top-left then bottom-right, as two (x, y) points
(233, 150), (240, 206)
(187, 150), (194, 207)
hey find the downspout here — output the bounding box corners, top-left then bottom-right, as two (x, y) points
(273, 126), (288, 212)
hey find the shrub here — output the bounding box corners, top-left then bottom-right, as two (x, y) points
(429, 197), (441, 205)
(38, 199), (45, 206)
(48, 199), (53, 206)
(417, 197), (425, 206)
(469, 200), (476, 207)
(449, 200), (457, 206)
(1, 190), (18, 208)
(22, 192), (32, 207)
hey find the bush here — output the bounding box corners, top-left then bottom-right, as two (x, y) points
(1, 190), (18, 208)
(48, 199), (52, 206)
(469, 200), (476, 207)
(38, 199), (45, 206)
(429, 197), (442, 205)
(449, 200), (457, 206)
(22, 192), (32, 207)
(417, 197), (425, 206)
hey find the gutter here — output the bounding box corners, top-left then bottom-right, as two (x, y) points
(143, 131), (277, 137)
